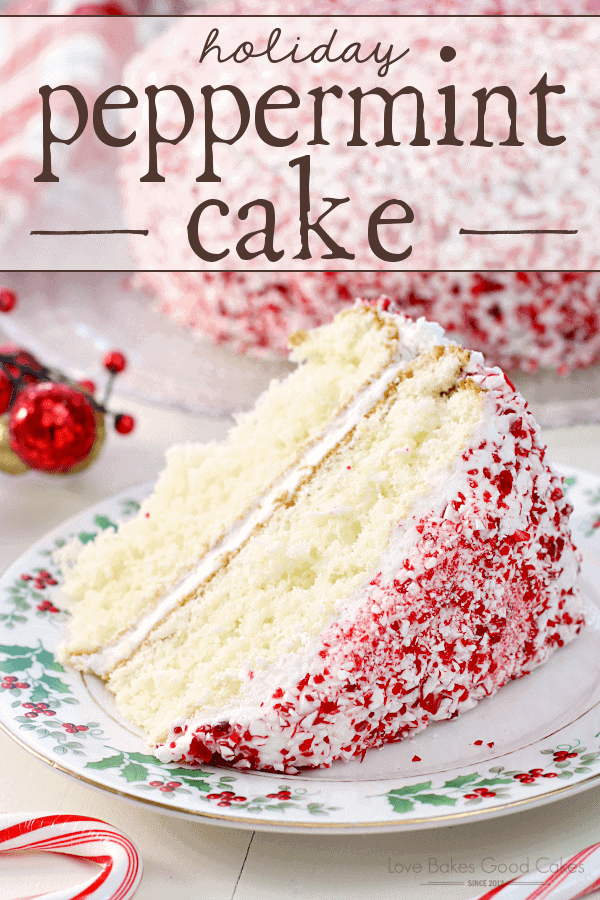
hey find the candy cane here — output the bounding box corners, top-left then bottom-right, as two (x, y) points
(0, 813), (142, 900)
(471, 842), (600, 900)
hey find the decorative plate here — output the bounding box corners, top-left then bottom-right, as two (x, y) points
(1, 465), (600, 835)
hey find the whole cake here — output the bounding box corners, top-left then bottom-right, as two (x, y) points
(58, 304), (583, 773)
(121, 14), (600, 372)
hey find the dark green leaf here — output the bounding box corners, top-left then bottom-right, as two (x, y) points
(78, 531), (97, 544)
(388, 797), (414, 814)
(94, 515), (117, 532)
(120, 763), (149, 783)
(415, 794), (457, 807)
(39, 673), (71, 694)
(163, 767), (213, 779)
(0, 657), (32, 672)
(86, 754), (125, 770)
(30, 685), (49, 703)
(127, 752), (161, 765)
(442, 774), (479, 789)
(36, 648), (64, 672)
(472, 778), (513, 787)
(388, 781), (432, 797)
(181, 779), (211, 792)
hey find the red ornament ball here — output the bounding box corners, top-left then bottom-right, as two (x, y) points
(9, 382), (97, 473)
(103, 350), (127, 374)
(114, 413), (135, 435)
(0, 369), (13, 414)
(0, 289), (16, 313)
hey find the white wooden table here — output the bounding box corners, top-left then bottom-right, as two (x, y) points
(1, 398), (599, 900)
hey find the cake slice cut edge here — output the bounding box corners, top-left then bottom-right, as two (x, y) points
(57, 303), (584, 774)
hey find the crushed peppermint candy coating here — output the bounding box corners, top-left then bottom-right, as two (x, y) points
(152, 326), (583, 774)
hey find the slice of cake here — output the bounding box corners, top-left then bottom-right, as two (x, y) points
(58, 303), (583, 773)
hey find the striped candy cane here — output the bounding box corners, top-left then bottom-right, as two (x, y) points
(471, 842), (600, 900)
(0, 813), (142, 900)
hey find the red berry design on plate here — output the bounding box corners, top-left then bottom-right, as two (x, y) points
(9, 382), (97, 473)
(0, 289), (16, 313)
(37, 600), (60, 613)
(103, 350), (127, 374)
(149, 781), (163, 787)
(114, 413), (135, 435)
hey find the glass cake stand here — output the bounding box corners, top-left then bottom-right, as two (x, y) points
(1, 270), (599, 427)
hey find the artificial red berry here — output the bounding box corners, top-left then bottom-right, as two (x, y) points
(9, 382), (97, 473)
(0, 289), (16, 313)
(78, 380), (96, 396)
(103, 350), (127, 374)
(0, 369), (13, 414)
(114, 414), (135, 435)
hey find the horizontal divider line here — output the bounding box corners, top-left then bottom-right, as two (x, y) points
(460, 228), (578, 235)
(30, 230), (149, 236)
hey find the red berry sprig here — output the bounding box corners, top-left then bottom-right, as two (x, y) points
(0, 289), (16, 313)
(1, 289), (135, 474)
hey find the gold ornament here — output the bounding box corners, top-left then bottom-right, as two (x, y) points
(60, 411), (106, 476)
(0, 414), (29, 475)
